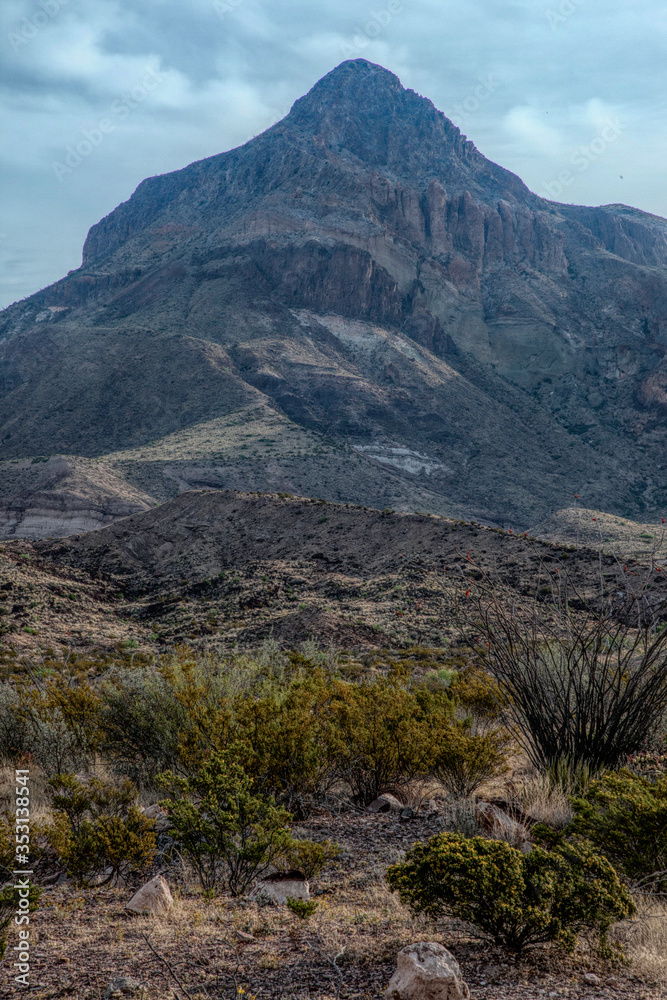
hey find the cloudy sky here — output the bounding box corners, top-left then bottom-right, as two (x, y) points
(1, 0), (665, 309)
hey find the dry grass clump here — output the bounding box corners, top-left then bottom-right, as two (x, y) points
(618, 900), (667, 987)
(512, 773), (574, 829)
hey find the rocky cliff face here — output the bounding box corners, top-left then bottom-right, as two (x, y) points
(1, 59), (666, 528)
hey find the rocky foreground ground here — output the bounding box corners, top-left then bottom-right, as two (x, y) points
(11, 801), (665, 1000)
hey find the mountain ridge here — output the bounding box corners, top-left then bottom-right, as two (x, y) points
(2, 59), (667, 533)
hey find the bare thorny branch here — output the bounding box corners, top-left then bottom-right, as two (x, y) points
(441, 544), (667, 773)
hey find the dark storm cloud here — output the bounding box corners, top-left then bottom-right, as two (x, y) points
(1, 0), (665, 307)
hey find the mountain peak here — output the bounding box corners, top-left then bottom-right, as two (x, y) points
(2, 62), (667, 533)
(294, 58), (403, 102)
(285, 60), (529, 201)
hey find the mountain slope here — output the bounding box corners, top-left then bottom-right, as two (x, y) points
(2, 59), (667, 528)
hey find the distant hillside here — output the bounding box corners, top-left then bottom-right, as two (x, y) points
(2, 490), (664, 659)
(531, 506), (667, 563)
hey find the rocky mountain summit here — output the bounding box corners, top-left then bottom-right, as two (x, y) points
(2, 59), (667, 531)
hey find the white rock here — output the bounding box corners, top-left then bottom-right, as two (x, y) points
(366, 793), (404, 813)
(582, 972), (601, 986)
(142, 804), (165, 820)
(104, 977), (145, 998)
(252, 870), (310, 904)
(125, 875), (174, 915)
(386, 942), (470, 1000)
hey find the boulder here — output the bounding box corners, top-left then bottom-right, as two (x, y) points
(366, 793), (404, 813)
(125, 875), (174, 915)
(141, 803), (170, 833)
(582, 973), (601, 986)
(142, 804), (164, 819)
(104, 977), (145, 998)
(252, 870), (310, 904)
(386, 942), (470, 999)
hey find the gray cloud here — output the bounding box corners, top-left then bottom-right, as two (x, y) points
(1, 0), (665, 307)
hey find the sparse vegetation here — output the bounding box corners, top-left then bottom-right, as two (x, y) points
(3, 545), (667, 994)
(157, 751), (297, 896)
(387, 832), (635, 955)
(46, 774), (156, 887)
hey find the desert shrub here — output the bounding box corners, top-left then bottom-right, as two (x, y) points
(158, 751), (300, 896)
(449, 661), (504, 720)
(0, 679), (96, 776)
(469, 590), (667, 773)
(0, 686), (31, 763)
(431, 720), (510, 799)
(326, 672), (450, 805)
(29, 712), (93, 777)
(46, 775), (156, 887)
(567, 771), (667, 894)
(40, 675), (101, 757)
(286, 897), (318, 919)
(277, 838), (339, 880)
(387, 832), (635, 954)
(98, 648), (287, 782)
(0, 883), (41, 961)
(98, 668), (196, 783)
(233, 672), (337, 815)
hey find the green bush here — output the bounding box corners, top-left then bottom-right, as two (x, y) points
(98, 667), (195, 783)
(233, 672), (337, 814)
(567, 770), (667, 893)
(286, 896), (318, 919)
(46, 775), (156, 887)
(386, 832), (634, 954)
(431, 720), (510, 799)
(327, 672), (451, 805)
(0, 681), (93, 776)
(158, 751), (299, 896)
(277, 838), (339, 880)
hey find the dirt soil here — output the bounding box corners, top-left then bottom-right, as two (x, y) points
(9, 806), (663, 1000)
